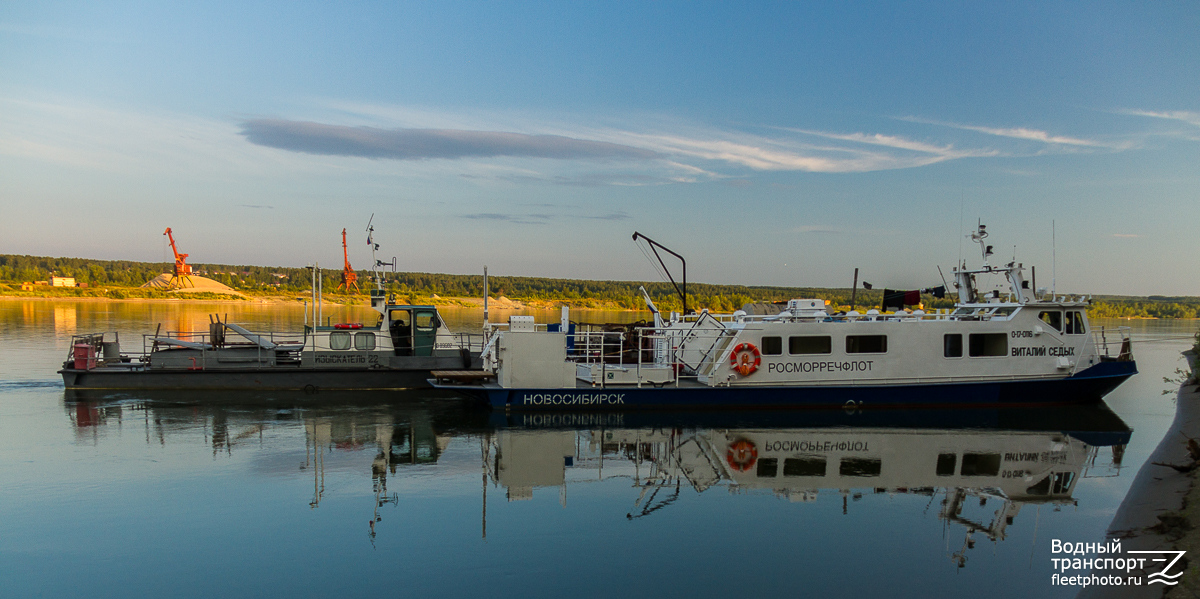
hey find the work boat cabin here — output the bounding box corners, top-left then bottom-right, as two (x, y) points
(457, 227), (1136, 409)
(306, 290), (464, 360)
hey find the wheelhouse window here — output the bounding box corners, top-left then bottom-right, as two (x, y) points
(1052, 471), (1075, 494)
(968, 333), (1007, 357)
(1031, 472), (1077, 495)
(1064, 311), (1086, 335)
(415, 312), (438, 330)
(760, 336), (783, 356)
(354, 332), (376, 351)
(846, 335), (887, 354)
(1039, 311), (1062, 332)
(329, 331), (351, 350)
(789, 335), (831, 355)
(944, 334), (963, 358)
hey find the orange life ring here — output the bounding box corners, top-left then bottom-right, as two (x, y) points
(726, 438), (758, 472)
(729, 342), (762, 376)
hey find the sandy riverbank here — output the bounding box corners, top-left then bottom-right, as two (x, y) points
(1080, 351), (1199, 598)
(0, 293), (635, 311)
(0, 294), (293, 305)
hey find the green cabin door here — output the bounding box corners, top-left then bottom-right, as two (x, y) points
(413, 309), (438, 357)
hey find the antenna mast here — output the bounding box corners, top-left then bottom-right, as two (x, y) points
(365, 213), (395, 292)
(1052, 220), (1057, 298)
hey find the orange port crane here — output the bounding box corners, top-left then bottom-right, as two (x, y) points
(338, 228), (359, 292)
(163, 227), (194, 289)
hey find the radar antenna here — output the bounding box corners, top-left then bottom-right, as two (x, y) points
(365, 214), (395, 291)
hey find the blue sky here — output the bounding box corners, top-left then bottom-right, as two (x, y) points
(2, 1), (1197, 295)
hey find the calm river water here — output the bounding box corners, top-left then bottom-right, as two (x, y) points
(0, 299), (1194, 598)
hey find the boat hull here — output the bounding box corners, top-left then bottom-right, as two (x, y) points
(445, 361), (1137, 411)
(61, 356), (481, 391)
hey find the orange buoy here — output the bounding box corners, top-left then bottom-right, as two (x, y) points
(729, 342), (762, 376)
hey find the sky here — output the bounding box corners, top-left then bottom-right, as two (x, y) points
(1, 1), (1198, 296)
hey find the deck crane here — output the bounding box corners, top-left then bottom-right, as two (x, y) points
(338, 228), (360, 293)
(163, 227), (194, 289)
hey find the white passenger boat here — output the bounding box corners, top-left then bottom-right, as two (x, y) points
(433, 225), (1136, 410)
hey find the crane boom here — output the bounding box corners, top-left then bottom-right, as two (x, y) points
(338, 228), (359, 292)
(162, 227), (194, 289)
(163, 228), (192, 277)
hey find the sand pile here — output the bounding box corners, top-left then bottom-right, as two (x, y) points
(488, 296), (525, 308)
(142, 273), (246, 297)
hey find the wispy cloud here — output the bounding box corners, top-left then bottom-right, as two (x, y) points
(461, 213), (551, 225)
(459, 209), (631, 224)
(245, 105), (1008, 175)
(240, 119), (660, 161)
(3, 97), (1146, 194)
(900, 117), (1125, 149)
(1122, 110), (1200, 128)
(792, 225), (845, 234)
(1112, 233), (1139, 238)
(582, 211), (631, 220)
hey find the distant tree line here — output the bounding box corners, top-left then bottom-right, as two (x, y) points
(1, 254), (1197, 317)
(1087, 299), (1200, 319)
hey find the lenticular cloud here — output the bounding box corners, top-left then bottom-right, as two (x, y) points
(240, 119), (660, 161)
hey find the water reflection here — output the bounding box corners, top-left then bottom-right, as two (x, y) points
(62, 390), (1130, 571)
(53, 305), (77, 338)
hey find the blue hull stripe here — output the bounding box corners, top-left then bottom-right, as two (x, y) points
(473, 361), (1137, 410)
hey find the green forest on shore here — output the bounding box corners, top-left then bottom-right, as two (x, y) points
(2, 253), (1198, 318)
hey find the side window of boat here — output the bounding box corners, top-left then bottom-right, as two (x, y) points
(1039, 311), (1062, 332)
(789, 336), (832, 355)
(840, 457), (882, 477)
(783, 457), (826, 476)
(968, 333), (1007, 357)
(761, 336), (783, 355)
(756, 458), (778, 478)
(1064, 311), (1086, 335)
(354, 332), (376, 351)
(936, 453), (957, 476)
(943, 334), (963, 358)
(329, 331), (351, 350)
(415, 312), (438, 330)
(846, 335), (887, 354)
(960, 453), (1001, 476)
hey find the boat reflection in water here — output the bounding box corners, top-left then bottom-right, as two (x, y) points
(492, 406), (1130, 568)
(63, 389), (1130, 568)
